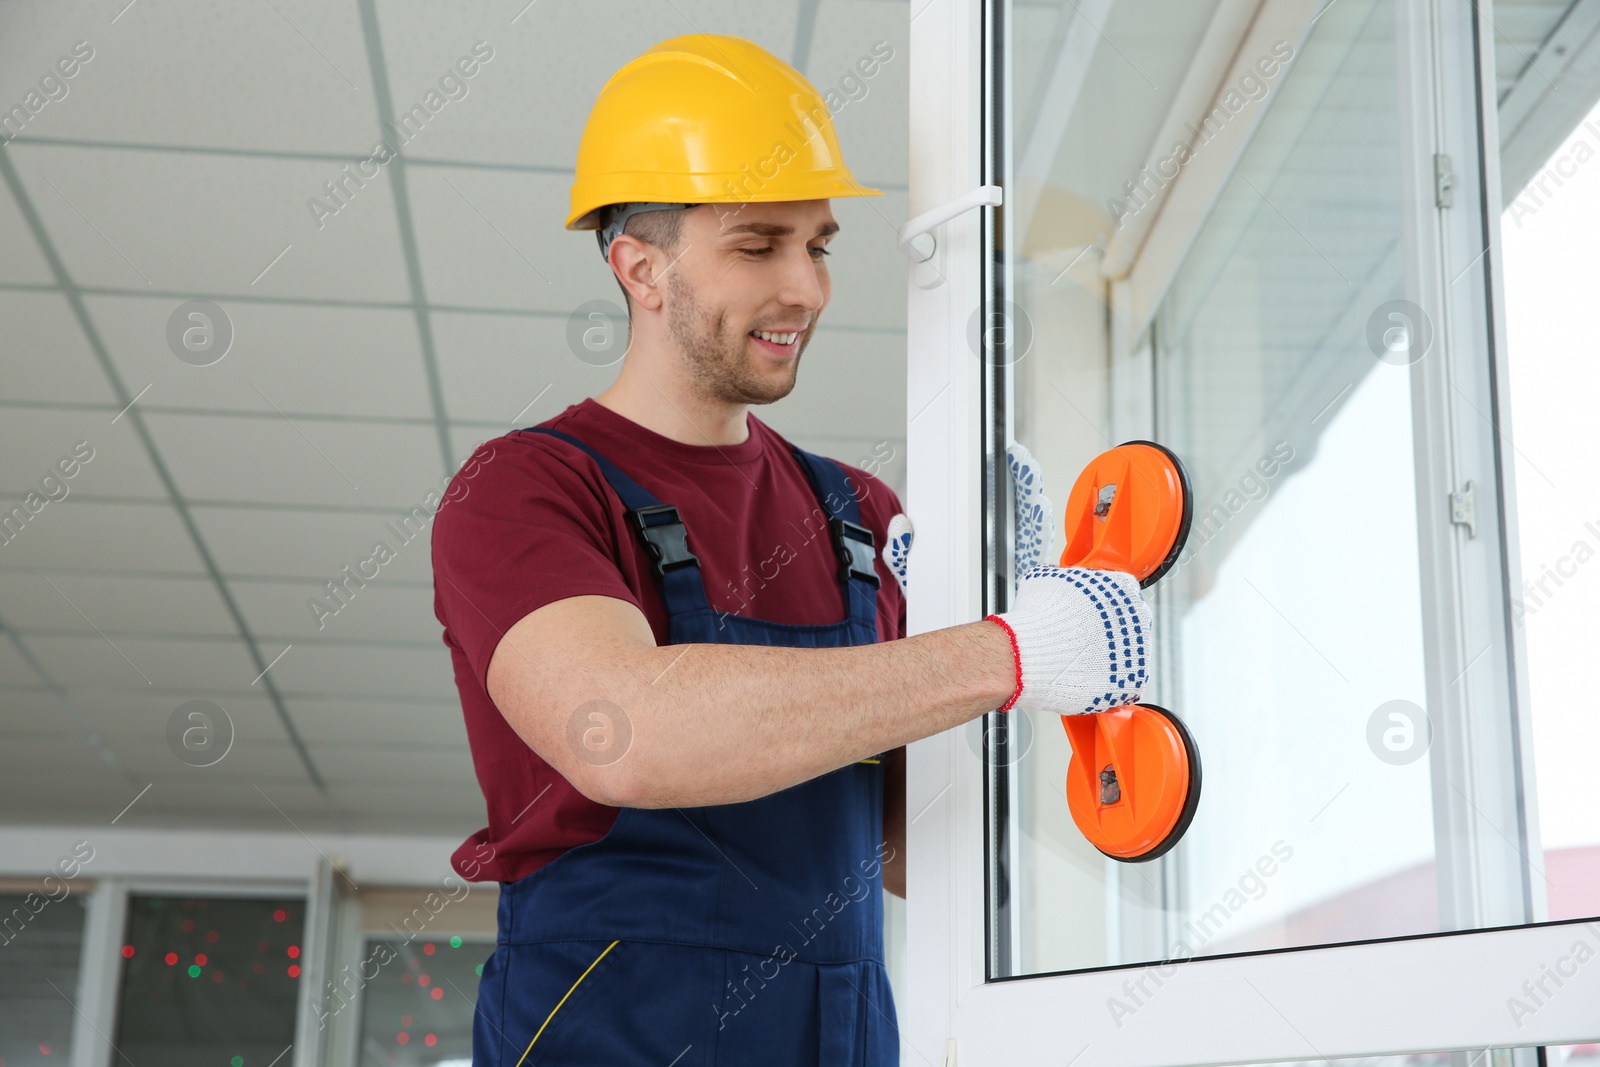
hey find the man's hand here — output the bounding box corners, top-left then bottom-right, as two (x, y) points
(883, 513), (912, 592)
(880, 440), (1056, 596)
(987, 566), (1150, 715)
(1007, 441), (1053, 585)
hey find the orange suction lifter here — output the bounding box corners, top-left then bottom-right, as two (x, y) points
(1057, 441), (1200, 861)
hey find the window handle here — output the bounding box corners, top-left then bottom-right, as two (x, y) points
(897, 184), (1004, 262)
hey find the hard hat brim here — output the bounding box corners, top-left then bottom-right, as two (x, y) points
(567, 176), (883, 231)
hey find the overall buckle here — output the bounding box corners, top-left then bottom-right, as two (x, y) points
(829, 518), (880, 589)
(628, 504), (700, 578)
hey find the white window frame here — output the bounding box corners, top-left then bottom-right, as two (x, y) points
(903, 0), (1600, 1062)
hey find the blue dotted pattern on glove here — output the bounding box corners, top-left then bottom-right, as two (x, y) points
(1021, 564), (1147, 710)
(885, 524), (912, 591)
(1008, 448), (1050, 585)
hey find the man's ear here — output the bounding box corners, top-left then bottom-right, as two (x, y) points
(609, 236), (664, 312)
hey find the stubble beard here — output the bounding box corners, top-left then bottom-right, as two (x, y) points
(666, 269), (802, 407)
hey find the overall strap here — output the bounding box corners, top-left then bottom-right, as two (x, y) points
(788, 446), (882, 622)
(521, 427), (713, 615)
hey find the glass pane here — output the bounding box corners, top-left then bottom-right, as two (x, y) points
(1152, 0), (1433, 955)
(356, 934), (487, 1064)
(1500, 85), (1600, 923)
(999, 0), (1444, 975)
(0, 890), (86, 1064)
(113, 895), (304, 1065)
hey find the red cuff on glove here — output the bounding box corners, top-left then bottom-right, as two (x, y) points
(985, 614), (1023, 713)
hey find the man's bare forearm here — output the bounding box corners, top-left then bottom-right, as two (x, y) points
(550, 617), (1014, 808)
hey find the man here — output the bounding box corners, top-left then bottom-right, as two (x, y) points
(432, 33), (1151, 1067)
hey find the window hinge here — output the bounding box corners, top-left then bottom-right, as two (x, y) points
(1450, 480), (1476, 538)
(942, 1038), (959, 1066)
(1434, 153), (1455, 209)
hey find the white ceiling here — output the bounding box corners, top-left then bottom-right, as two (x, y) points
(0, 0), (910, 836)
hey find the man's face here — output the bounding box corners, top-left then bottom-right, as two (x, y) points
(661, 199), (836, 406)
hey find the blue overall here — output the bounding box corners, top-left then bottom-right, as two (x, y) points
(472, 426), (900, 1066)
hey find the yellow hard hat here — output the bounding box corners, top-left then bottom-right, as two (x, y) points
(566, 34), (882, 238)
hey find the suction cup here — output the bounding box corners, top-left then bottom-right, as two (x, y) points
(1058, 441), (1192, 588)
(1060, 703), (1201, 863)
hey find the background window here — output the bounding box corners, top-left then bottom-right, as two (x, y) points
(354, 934), (486, 1065)
(113, 895), (305, 1065)
(0, 888), (87, 1066)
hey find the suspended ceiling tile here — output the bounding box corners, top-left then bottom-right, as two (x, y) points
(0, 0), (378, 153)
(0, 404), (165, 501)
(266, 642), (457, 701)
(323, 807), (479, 836)
(0, 187), (54, 285)
(68, 688), (293, 747)
(0, 772), (139, 825)
(0, 735), (134, 782)
(23, 633), (261, 691)
(0, 644), (46, 687)
(141, 411), (444, 509)
(407, 165), (597, 313)
(124, 780), (333, 826)
(192, 505), (435, 583)
(287, 698), (466, 746)
(87, 294), (436, 420)
(0, 572), (235, 637)
(0, 686), (76, 738)
(324, 782), (483, 824)
(6, 143), (412, 302)
(0, 500), (208, 574)
(112, 737), (312, 782)
(308, 743), (474, 785)
(369, 4), (523, 162)
(808, 1), (910, 189)
(101, 802), (331, 834)
(372, 0), (799, 169)
(232, 576), (444, 645)
(0, 291), (119, 405)
(431, 309), (616, 424)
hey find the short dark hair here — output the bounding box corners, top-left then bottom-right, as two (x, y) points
(604, 205), (687, 315)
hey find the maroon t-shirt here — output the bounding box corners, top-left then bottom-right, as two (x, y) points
(431, 398), (907, 883)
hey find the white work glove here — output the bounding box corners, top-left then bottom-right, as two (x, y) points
(1007, 441), (1053, 583)
(993, 442), (1149, 716)
(881, 442), (1055, 593)
(988, 567), (1149, 715)
(883, 512), (913, 591)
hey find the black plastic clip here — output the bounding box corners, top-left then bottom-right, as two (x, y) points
(829, 517), (880, 589)
(627, 504), (700, 578)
